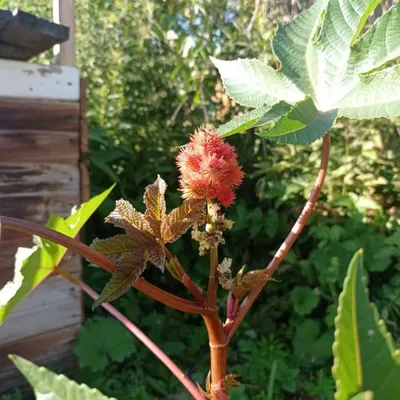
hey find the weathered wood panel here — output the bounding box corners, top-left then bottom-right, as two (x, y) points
(0, 129), (79, 163)
(0, 275), (82, 343)
(0, 59), (79, 100)
(0, 163), (79, 198)
(0, 74), (86, 392)
(0, 325), (79, 392)
(0, 98), (79, 130)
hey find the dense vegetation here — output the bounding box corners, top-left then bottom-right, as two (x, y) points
(1, 0), (399, 399)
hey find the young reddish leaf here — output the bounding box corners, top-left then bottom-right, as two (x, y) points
(144, 175), (167, 238)
(145, 242), (166, 272)
(221, 374), (241, 389)
(93, 253), (146, 309)
(106, 199), (149, 234)
(92, 235), (147, 257)
(161, 199), (205, 243)
(231, 269), (268, 299)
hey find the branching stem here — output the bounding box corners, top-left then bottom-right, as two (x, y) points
(0, 216), (204, 315)
(56, 268), (205, 400)
(226, 134), (331, 342)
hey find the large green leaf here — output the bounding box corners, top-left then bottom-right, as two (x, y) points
(333, 250), (400, 400)
(213, 0), (400, 144)
(10, 355), (115, 400)
(0, 185), (115, 324)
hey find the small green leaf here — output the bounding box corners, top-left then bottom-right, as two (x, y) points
(93, 254), (146, 309)
(217, 103), (291, 138)
(290, 287), (320, 315)
(0, 185), (115, 325)
(256, 98), (337, 144)
(75, 317), (135, 372)
(10, 355), (115, 399)
(333, 250), (400, 400)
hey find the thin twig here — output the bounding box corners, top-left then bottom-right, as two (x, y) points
(165, 248), (204, 303)
(246, 0), (261, 39)
(226, 134), (330, 342)
(57, 268), (205, 400)
(0, 216), (204, 315)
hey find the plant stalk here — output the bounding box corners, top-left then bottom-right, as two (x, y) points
(0, 216), (204, 314)
(202, 312), (228, 399)
(225, 134), (331, 342)
(203, 200), (228, 399)
(56, 268), (205, 400)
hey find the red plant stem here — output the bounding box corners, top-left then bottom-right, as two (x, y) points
(0, 216), (204, 315)
(207, 247), (219, 309)
(165, 248), (204, 303)
(56, 268), (205, 400)
(226, 134), (330, 342)
(202, 312), (228, 399)
(203, 201), (228, 399)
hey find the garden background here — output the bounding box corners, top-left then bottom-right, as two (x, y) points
(1, 0), (399, 399)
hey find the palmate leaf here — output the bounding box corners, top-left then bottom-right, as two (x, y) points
(161, 198), (206, 243)
(144, 174), (167, 238)
(10, 355), (115, 400)
(94, 177), (204, 307)
(333, 250), (400, 400)
(212, 0), (400, 144)
(0, 185), (114, 325)
(106, 199), (149, 234)
(92, 254), (146, 309)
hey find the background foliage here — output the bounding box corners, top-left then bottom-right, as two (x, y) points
(1, 0), (399, 399)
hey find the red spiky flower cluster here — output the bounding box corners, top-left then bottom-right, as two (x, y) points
(177, 125), (243, 207)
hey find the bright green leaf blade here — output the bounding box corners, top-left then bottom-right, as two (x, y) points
(351, 3), (400, 73)
(337, 65), (400, 118)
(0, 185), (115, 325)
(210, 57), (304, 108)
(10, 355), (115, 400)
(93, 255), (146, 309)
(319, 0), (380, 47)
(351, 392), (374, 400)
(65, 184), (116, 234)
(217, 103), (291, 138)
(256, 98), (337, 144)
(333, 250), (400, 400)
(272, 0), (329, 101)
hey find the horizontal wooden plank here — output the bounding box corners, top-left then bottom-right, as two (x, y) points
(0, 194), (80, 222)
(0, 163), (79, 199)
(0, 129), (79, 163)
(0, 324), (79, 392)
(0, 274), (82, 343)
(0, 98), (79, 130)
(0, 59), (79, 100)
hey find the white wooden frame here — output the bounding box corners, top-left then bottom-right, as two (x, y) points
(0, 59), (79, 100)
